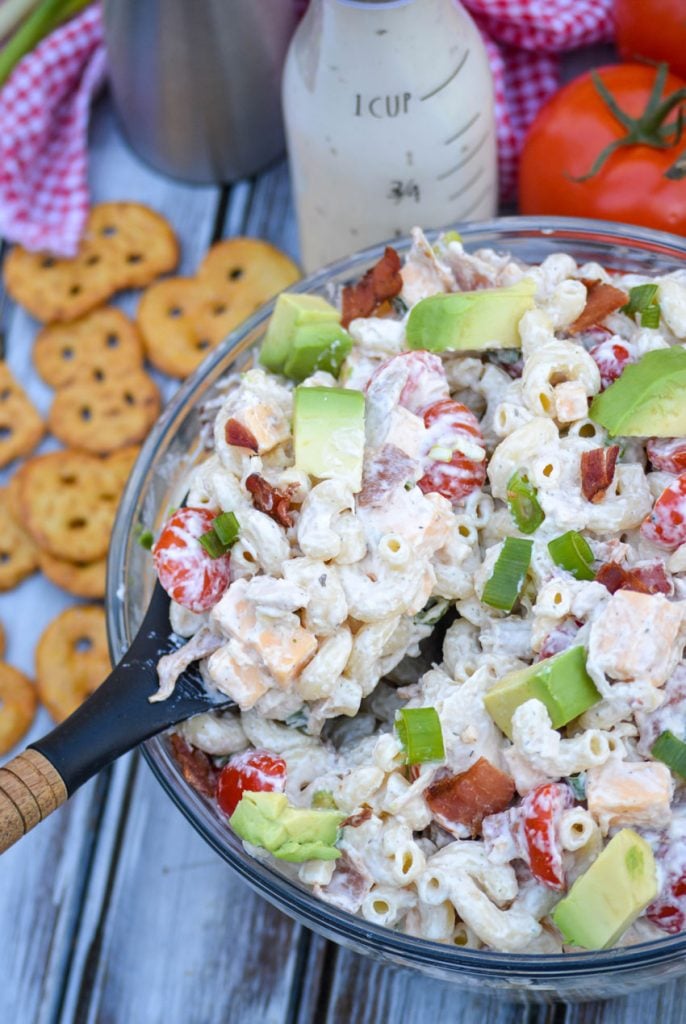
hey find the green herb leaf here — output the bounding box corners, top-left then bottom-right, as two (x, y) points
(548, 531), (595, 581)
(213, 511), (240, 547)
(199, 530), (228, 559)
(481, 537), (533, 611)
(396, 707), (445, 765)
(621, 284), (660, 327)
(138, 528), (154, 551)
(506, 470), (545, 534)
(651, 730), (686, 779)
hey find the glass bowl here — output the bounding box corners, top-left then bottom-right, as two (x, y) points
(107, 217), (686, 1002)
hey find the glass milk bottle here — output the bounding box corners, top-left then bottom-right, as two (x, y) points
(283, 0), (497, 271)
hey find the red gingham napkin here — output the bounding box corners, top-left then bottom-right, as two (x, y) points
(465, 0), (615, 199)
(0, 4), (105, 257)
(0, 1), (613, 257)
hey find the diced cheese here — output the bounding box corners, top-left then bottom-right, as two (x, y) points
(586, 759), (673, 834)
(206, 641), (271, 709)
(255, 625), (318, 687)
(588, 590), (684, 687)
(241, 401), (290, 453)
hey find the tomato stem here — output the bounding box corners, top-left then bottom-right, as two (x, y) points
(574, 64), (686, 182)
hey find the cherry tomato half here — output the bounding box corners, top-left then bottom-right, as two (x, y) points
(152, 507), (232, 613)
(217, 749), (287, 817)
(641, 474), (686, 550)
(418, 398), (486, 504)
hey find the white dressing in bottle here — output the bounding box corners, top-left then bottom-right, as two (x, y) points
(283, 0), (497, 271)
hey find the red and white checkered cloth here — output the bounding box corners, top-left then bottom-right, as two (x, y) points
(0, 0), (613, 257)
(0, 4), (105, 257)
(465, 0), (615, 199)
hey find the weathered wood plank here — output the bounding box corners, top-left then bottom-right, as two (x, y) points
(563, 974), (686, 1024)
(320, 947), (535, 1024)
(0, 98), (222, 1024)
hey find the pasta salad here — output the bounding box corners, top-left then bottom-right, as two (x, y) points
(148, 228), (686, 954)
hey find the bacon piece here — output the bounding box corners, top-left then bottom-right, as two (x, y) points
(340, 806), (373, 829)
(568, 279), (629, 335)
(341, 246), (403, 327)
(358, 444), (416, 507)
(316, 853), (373, 914)
(169, 733), (217, 798)
(580, 444), (619, 503)
(225, 418), (259, 452)
(537, 619), (582, 661)
(426, 757), (515, 836)
(245, 473), (296, 528)
(596, 560), (672, 596)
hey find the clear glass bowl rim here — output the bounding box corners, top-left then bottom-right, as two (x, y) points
(107, 215), (686, 982)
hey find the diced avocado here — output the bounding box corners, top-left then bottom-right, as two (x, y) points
(282, 321), (352, 382)
(294, 386), (365, 492)
(483, 646), (600, 739)
(589, 347), (686, 437)
(260, 293), (340, 373)
(405, 279), (536, 352)
(552, 829), (658, 949)
(230, 791), (344, 863)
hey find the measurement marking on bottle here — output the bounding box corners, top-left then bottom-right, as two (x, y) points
(444, 111), (480, 146)
(454, 177), (495, 220)
(420, 49), (470, 102)
(447, 165), (483, 203)
(436, 131), (489, 181)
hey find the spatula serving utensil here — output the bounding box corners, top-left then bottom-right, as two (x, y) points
(0, 581), (233, 853)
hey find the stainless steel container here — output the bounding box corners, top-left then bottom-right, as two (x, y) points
(103, 0), (298, 183)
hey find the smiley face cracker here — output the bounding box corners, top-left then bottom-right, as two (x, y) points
(36, 606), (110, 722)
(4, 202), (179, 323)
(48, 367), (160, 455)
(39, 551), (107, 599)
(0, 363), (44, 468)
(17, 449), (134, 562)
(0, 663), (36, 754)
(0, 488), (39, 590)
(33, 307), (144, 388)
(137, 236), (300, 378)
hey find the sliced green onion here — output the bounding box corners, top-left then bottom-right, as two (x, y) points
(396, 707), (445, 765)
(621, 283), (660, 328)
(429, 445), (453, 463)
(199, 529), (228, 559)
(138, 528), (154, 551)
(312, 790), (337, 809)
(651, 730), (686, 779)
(640, 303), (661, 329)
(567, 773), (587, 801)
(506, 470), (545, 534)
(441, 230), (462, 245)
(481, 537), (533, 611)
(0, 0), (91, 88)
(414, 597), (450, 626)
(213, 511), (240, 547)
(548, 531), (595, 581)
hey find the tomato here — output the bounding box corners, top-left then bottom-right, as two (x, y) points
(521, 783), (573, 891)
(217, 749), (287, 817)
(647, 437), (686, 474)
(615, 0), (686, 81)
(366, 350), (449, 417)
(152, 507), (232, 613)
(641, 474), (686, 550)
(647, 832), (686, 934)
(519, 64), (686, 235)
(589, 337), (632, 390)
(418, 398), (486, 504)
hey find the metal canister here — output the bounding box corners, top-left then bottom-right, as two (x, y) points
(103, 0), (298, 183)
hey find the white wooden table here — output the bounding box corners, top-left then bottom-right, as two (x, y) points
(2, 93), (686, 1024)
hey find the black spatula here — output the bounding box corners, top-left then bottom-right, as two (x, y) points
(0, 581), (232, 853)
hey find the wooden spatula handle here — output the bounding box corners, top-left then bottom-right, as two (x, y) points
(0, 749), (67, 853)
